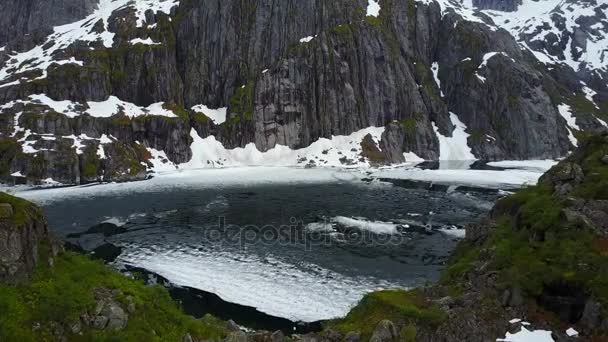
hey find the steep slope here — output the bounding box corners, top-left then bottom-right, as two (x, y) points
(0, 0), (605, 185)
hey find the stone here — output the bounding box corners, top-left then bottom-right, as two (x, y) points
(0, 203), (13, 218)
(601, 155), (608, 165)
(182, 333), (194, 342)
(344, 331), (361, 342)
(370, 320), (398, 342)
(68, 320), (82, 334)
(92, 315), (109, 330)
(580, 299), (602, 331)
(271, 330), (285, 342)
(225, 331), (248, 342)
(226, 319), (240, 332)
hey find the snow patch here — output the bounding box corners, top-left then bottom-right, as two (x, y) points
(130, 37), (161, 45)
(433, 113), (476, 161)
(558, 104), (579, 147)
(181, 126), (385, 169)
(191, 105), (228, 124)
(367, 0), (381, 17)
(431, 62), (444, 97)
(497, 326), (554, 342)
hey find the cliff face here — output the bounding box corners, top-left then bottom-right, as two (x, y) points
(0, 0), (606, 185)
(0, 0), (97, 46)
(0, 193), (59, 283)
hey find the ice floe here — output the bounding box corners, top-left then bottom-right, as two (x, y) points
(116, 245), (399, 322)
(331, 216), (399, 235)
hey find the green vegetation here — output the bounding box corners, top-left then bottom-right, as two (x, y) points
(161, 102), (190, 122)
(468, 134), (608, 306)
(0, 251), (228, 342)
(400, 118), (418, 133)
(327, 290), (445, 339)
(229, 83), (255, 121)
(0, 138), (22, 178)
(0, 192), (42, 226)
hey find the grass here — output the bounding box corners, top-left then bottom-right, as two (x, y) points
(0, 250), (228, 342)
(0, 192), (43, 226)
(327, 290), (445, 339)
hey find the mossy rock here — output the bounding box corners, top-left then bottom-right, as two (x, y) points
(327, 289), (446, 339)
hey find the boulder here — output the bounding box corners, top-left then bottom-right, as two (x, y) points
(225, 331), (248, 342)
(343, 331), (361, 342)
(226, 319), (240, 332)
(370, 320), (398, 342)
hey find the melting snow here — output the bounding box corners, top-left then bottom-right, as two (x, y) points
(558, 104), (579, 147)
(191, 105), (228, 124)
(181, 126), (385, 169)
(496, 326), (554, 342)
(299, 35), (316, 43)
(367, 0), (381, 17)
(566, 328), (578, 337)
(130, 37), (161, 45)
(433, 113), (476, 161)
(431, 62), (444, 97)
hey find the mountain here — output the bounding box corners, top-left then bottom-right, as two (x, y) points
(0, 0), (606, 185)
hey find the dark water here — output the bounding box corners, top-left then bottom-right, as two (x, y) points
(32, 180), (497, 330)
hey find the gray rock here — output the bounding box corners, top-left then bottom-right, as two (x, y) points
(271, 330), (285, 342)
(68, 320), (82, 334)
(226, 319), (240, 332)
(580, 299), (602, 331)
(92, 315), (109, 330)
(370, 320), (398, 342)
(182, 333), (194, 342)
(225, 331), (248, 342)
(601, 155), (608, 165)
(343, 331), (361, 342)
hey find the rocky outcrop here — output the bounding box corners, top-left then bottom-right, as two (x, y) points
(0, 193), (60, 283)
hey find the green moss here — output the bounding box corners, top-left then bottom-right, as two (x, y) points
(0, 138), (22, 178)
(161, 102), (190, 122)
(365, 15), (382, 28)
(328, 290), (445, 339)
(229, 83), (255, 121)
(400, 118), (417, 133)
(191, 112), (210, 124)
(0, 192), (43, 226)
(0, 251), (228, 341)
(570, 94), (598, 114)
(400, 324), (417, 342)
(441, 241), (481, 282)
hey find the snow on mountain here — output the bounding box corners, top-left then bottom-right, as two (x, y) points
(0, 0), (179, 87)
(425, 0), (607, 76)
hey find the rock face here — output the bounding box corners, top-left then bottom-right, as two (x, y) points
(0, 193), (60, 283)
(0, 0), (606, 184)
(0, 0), (97, 46)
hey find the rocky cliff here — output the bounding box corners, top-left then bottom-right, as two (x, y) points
(0, 192), (60, 283)
(0, 0), (606, 185)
